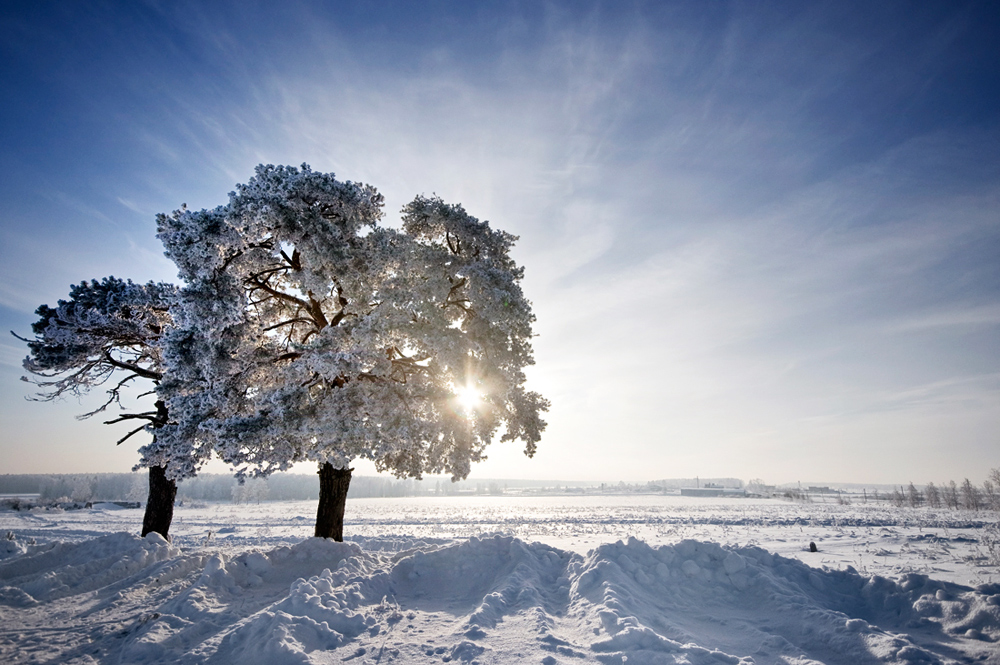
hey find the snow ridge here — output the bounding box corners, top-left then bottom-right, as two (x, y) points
(1, 533), (998, 664)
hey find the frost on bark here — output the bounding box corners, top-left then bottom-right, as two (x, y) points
(156, 164), (549, 540)
(14, 278), (182, 539)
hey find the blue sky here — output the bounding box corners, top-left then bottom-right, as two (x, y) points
(2, 1), (998, 485)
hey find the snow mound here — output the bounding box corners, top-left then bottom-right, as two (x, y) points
(0, 585), (36, 607)
(89, 502), (129, 511)
(390, 534), (571, 627)
(205, 541), (386, 664)
(0, 535), (27, 561)
(213, 609), (364, 665)
(0, 531), (179, 603)
(2, 534), (998, 664)
(347, 534), (453, 552)
(570, 537), (1000, 664)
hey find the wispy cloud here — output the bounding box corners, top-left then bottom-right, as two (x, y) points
(890, 305), (1000, 332)
(142, 5), (1000, 482)
(0, 340), (27, 371)
(1, 1), (997, 481)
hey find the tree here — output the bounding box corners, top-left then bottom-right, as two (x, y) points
(906, 482), (922, 508)
(960, 478), (982, 511)
(924, 481), (941, 508)
(231, 477), (269, 504)
(943, 480), (960, 509)
(985, 469), (1000, 512)
(155, 164), (548, 540)
(13, 278), (180, 538)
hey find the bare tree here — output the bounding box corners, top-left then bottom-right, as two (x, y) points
(906, 482), (922, 508)
(943, 480), (960, 510)
(961, 478), (982, 511)
(982, 479), (997, 512)
(924, 481), (941, 508)
(985, 469), (1000, 511)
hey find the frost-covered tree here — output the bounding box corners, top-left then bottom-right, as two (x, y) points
(906, 482), (922, 508)
(13, 278), (180, 538)
(232, 478), (270, 505)
(924, 481), (941, 508)
(984, 471), (1000, 512)
(961, 478), (982, 511)
(155, 164), (548, 540)
(985, 469), (1000, 512)
(982, 479), (997, 511)
(944, 480), (960, 510)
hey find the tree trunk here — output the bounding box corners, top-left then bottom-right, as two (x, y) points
(141, 465), (177, 540)
(315, 463), (352, 541)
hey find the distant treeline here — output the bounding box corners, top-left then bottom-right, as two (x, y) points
(883, 472), (1000, 511)
(0, 474), (147, 502)
(767, 468), (1000, 512)
(0, 473), (603, 503)
(0, 473), (432, 502)
(5, 473), (1000, 508)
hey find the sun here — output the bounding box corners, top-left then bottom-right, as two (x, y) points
(454, 383), (482, 413)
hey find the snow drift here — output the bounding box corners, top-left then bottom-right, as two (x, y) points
(2, 532), (998, 664)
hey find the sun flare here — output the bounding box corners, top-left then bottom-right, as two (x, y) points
(454, 384), (482, 413)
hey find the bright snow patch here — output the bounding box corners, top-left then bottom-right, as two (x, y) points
(1, 531), (999, 663)
(2, 497), (999, 663)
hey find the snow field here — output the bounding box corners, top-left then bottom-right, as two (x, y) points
(2, 496), (999, 664)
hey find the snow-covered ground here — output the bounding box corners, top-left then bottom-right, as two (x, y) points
(1, 495), (998, 664)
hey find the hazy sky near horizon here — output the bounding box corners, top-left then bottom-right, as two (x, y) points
(1, 1), (998, 485)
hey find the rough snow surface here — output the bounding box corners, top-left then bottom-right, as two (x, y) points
(1, 496), (998, 664)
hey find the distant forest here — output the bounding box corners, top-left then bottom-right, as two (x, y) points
(0, 473), (609, 503)
(1, 473), (997, 510)
(1, 473), (459, 502)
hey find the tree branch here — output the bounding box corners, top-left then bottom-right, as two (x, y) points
(103, 410), (163, 425)
(245, 278), (309, 308)
(103, 351), (162, 381)
(306, 292), (330, 329)
(77, 372), (143, 419)
(220, 239), (275, 272)
(280, 248), (301, 271)
(115, 424), (150, 446)
(263, 317), (316, 332)
(442, 276), (472, 313)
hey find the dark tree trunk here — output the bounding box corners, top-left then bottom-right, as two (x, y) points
(315, 463), (352, 541)
(141, 465), (177, 540)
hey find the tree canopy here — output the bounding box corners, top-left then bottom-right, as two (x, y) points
(16, 277), (176, 439)
(151, 164), (548, 490)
